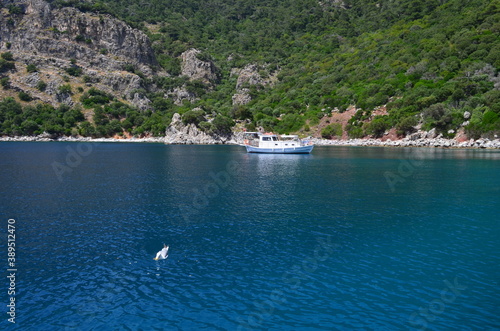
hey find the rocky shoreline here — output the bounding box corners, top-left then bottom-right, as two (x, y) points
(2, 134), (500, 149)
(0, 135), (167, 143)
(308, 137), (500, 149)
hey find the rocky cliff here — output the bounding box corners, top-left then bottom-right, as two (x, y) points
(180, 49), (218, 85)
(165, 48), (219, 105)
(165, 113), (232, 144)
(0, 0), (161, 109)
(231, 64), (278, 105)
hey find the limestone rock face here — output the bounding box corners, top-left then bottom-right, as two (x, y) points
(426, 128), (437, 139)
(0, 0), (159, 108)
(231, 92), (252, 106)
(231, 64), (278, 105)
(169, 87), (198, 106)
(165, 113), (230, 144)
(1, 0), (157, 72)
(234, 64), (266, 90)
(180, 49), (218, 85)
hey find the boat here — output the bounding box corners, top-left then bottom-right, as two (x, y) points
(242, 132), (314, 154)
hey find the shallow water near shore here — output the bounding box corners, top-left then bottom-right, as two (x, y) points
(1, 142), (499, 330)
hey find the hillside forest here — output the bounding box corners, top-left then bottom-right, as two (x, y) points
(0, 0), (499, 139)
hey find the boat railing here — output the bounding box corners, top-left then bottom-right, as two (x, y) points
(242, 132), (314, 147)
(243, 138), (259, 147)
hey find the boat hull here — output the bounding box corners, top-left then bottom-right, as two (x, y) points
(245, 145), (314, 154)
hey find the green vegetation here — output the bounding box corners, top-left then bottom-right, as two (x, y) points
(0, 77), (10, 89)
(321, 123), (343, 139)
(7, 4), (24, 15)
(0, 96), (175, 137)
(182, 109), (205, 126)
(80, 88), (113, 107)
(18, 91), (32, 102)
(65, 65), (83, 77)
(0, 52), (16, 73)
(27, 64), (38, 73)
(211, 115), (235, 135)
(1, 52), (14, 62)
(1, 0), (499, 139)
(0, 98), (83, 136)
(58, 84), (72, 94)
(36, 80), (47, 91)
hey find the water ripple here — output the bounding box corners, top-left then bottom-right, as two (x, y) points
(1, 144), (499, 330)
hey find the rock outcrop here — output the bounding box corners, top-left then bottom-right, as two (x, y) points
(165, 113), (231, 144)
(164, 48), (219, 105)
(180, 49), (218, 85)
(168, 87), (198, 106)
(1, 0), (157, 72)
(231, 64), (278, 105)
(308, 136), (500, 149)
(0, 0), (160, 109)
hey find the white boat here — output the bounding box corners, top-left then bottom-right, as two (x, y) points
(242, 132), (314, 154)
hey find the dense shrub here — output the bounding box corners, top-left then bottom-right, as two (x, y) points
(58, 84), (72, 94)
(36, 80), (47, 91)
(0, 99), (85, 136)
(18, 91), (32, 102)
(211, 115), (235, 135)
(396, 116), (419, 136)
(65, 66), (83, 77)
(0, 58), (15, 73)
(346, 124), (364, 139)
(26, 64), (38, 73)
(182, 109), (205, 126)
(1, 52), (14, 61)
(365, 117), (391, 138)
(80, 88), (112, 107)
(0, 77), (10, 88)
(275, 113), (305, 133)
(321, 123), (343, 138)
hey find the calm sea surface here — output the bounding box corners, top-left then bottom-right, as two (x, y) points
(0, 142), (499, 330)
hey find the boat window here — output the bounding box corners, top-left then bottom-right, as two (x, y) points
(272, 136), (278, 141)
(262, 137), (271, 141)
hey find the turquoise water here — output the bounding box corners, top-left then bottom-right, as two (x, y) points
(1, 142), (499, 330)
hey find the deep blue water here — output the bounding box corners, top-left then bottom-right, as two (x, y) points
(1, 142), (499, 330)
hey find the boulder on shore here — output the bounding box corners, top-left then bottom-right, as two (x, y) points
(165, 113), (230, 144)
